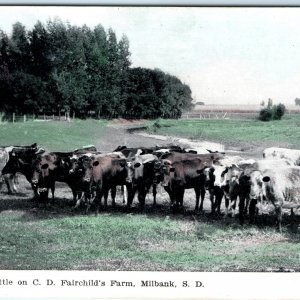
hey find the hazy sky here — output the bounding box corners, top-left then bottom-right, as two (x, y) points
(1, 6), (300, 105)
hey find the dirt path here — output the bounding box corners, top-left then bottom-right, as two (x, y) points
(96, 120), (261, 159)
(94, 121), (182, 152)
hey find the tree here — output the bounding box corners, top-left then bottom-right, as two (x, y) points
(295, 98), (300, 106)
(272, 103), (286, 120)
(259, 102), (286, 121)
(0, 19), (194, 119)
(259, 108), (273, 121)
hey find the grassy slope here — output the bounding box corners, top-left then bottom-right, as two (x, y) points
(0, 119), (108, 151)
(146, 115), (300, 149)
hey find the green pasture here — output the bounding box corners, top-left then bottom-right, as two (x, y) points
(0, 205), (299, 271)
(146, 115), (300, 149)
(0, 117), (300, 271)
(0, 119), (108, 151)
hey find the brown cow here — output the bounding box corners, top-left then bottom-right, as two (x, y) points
(161, 154), (218, 212)
(81, 153), (132, 213)
(161, 152), (223, 212)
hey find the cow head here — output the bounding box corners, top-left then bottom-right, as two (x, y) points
(248, 171), (264, 201)
(81, 155), (96, 184)
(125, 157), (143, 183)
(161, 159), (175, 187)
(69, 154), (87, 177)
(204, 165), (230, 189)
(31, 154), (55, 188)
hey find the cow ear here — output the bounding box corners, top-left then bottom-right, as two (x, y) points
(263, 176), (270, 182)
(210, 167), (215, 173)
(41, 163), (49, 170)
(196, 169), (204, 174)
(119, 161), (126, 167)
(134, 162), (141, 168)
(93, 161), (100, 167)
(170, 167), (175, 172)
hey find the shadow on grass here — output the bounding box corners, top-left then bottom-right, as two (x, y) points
(1, 193), (299, 242)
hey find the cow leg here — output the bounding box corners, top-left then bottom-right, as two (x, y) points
(231, 197), (238, 217)
(152, 184), (157, 208)
(12, 175), (18, 193)
(138, 189), (146, 212)
(103, 190), (109, 209)
(85, 191), (95, 214)
(239, 195), (246, 225)
(174, 187), (184, 212)
(31, 183), (39, 200)
(215, 189), (223, 216)
(94, 189), (104, 215)
(194, 188), (201, 213)
(126, 185), (137, 209)
(110, 186), (117, 207)
(122, 185), (127, 204)
(164, 186), (174, 203)
(41, 188), (50, 205)
(74, 192), (84, 209)
(49, 181), (55, 202)
(224, 195), (230, 217)
(71, 188), (77, 205)
(249, 199), (257, 225)
(199, 187), (206, 212)
(275, 205), (283, 233)
(244, 197), (250, 215)
(3, 174), (13, 194)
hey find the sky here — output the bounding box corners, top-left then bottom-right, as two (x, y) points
(1, 6), (300, 105)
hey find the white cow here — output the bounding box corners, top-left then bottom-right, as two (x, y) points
(248, 165), (300, 232)
(204, 156), (255, 216)
(263, 147), (300, 166)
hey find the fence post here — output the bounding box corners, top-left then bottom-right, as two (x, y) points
(53, 114), (54, 120)
(24, 115), (26, 122)
(12, 112), (15, 123)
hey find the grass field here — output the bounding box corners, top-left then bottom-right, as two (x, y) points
(0, 119), (108, 151)
(0, 118), (300, 271)
(1, 190), (299, 271)
(146, 115), (300, 149)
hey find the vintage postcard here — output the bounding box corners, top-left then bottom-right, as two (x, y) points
(0, 4), (299, 300)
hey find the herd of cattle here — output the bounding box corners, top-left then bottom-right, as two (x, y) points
(1, 143), (300, 232)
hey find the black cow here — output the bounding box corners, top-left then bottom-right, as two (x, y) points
(1, 143), (44, 195)
(31, 146), (97, 202)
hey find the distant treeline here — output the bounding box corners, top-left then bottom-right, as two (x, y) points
(0, 19), (193, 119)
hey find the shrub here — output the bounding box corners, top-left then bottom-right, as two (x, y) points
(273, 103), (286, 120)
(258, 103), (286, 121)
(259, 108), (273, 121)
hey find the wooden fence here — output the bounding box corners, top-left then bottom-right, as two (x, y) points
(181, 111), (257, 119)
(1, 113), (71, 123)
(181, 109), (300, 120)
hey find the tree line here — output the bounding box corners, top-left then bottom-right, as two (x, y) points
(0, 19), (193, 119)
